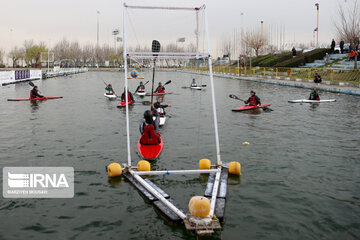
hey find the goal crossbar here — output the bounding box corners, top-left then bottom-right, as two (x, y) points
(124, 4), (205, 11)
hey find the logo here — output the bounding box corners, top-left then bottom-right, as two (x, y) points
(3, 167), (74, 198)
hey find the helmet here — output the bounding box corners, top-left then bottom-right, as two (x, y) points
(158, 82), (162, 85)
(144, 110), (153, 124)
(140, 81), (143, 84)
(250, 90), (255, 94)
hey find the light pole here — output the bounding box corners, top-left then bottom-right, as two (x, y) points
(112, 29), (119, 52)
(97, 10), (100, 47)
(315, 3), (319, 48)
(261, 21), (264, 55)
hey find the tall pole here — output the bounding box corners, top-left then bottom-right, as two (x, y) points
(261, 21), (263, 55)
(97, 10), (100, 47)
(315, 3), (319, 48)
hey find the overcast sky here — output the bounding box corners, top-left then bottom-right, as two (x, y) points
(0, 0), (352, 58)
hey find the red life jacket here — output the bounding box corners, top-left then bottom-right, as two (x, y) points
(122, 92), (131, 101)
(139, 85), (145, 91)
(316, 96), (320, 101)
(249, 96), (258, 106)
(156, 86), (165, 93)
(30, 90), (36, 99)
(140, 123), (160, 145)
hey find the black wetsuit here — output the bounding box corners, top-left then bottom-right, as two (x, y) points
(154, 102), (169, 115)
(245, 96), (261, 105)
(30, 89), (43, 98)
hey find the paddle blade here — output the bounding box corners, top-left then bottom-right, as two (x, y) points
(164, 80), (171, 85)
(28, 81), (35, 87)
(142, 101), (151, 105)
(152, 40), (161, 56)
(229, 94), (238, 99)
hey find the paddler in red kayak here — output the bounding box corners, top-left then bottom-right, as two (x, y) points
(154, 96), (171, 116)
(244, 90), (261, 106)
(139, 109), (160, 144)
(121, 88), (135, 102)
(154, 82), (165, 94)
(30, 86), (44, 99)
(309, 89), (320, 100)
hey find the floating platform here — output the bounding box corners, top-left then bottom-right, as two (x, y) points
(123, 167), (228, 232)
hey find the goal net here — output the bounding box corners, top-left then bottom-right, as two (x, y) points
(123, 3), (209, 66)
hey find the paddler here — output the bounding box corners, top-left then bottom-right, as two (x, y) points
(135, 81), (145, 93)
(139, 109), (160, 144)
(244, 90), (261, 106)
(121, 88), (135, 102)
(154, 82), (165, 94)
(30, 86), (44, 99)
(191, 78), (197, 87)
(309, 89), (320, 100)
(153, 96), (171, 116)
(105, 84), (115, 94)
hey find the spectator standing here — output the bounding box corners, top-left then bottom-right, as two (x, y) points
(292, 47), (297, 58)
(339, 40), (344, 54)
(331, 39), (336, 54)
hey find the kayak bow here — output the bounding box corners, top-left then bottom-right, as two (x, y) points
(137, 136), (164, 161)
(117, 100), (134, 108)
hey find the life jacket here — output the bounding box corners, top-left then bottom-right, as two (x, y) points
(249, 96), (258, 106)
(138, 85), (145, 92)
(316, 96), (320, 101)
(30, 90), (37, 99)
(122, 92), (131, 101)
(156, 86), (165, 93)
(140, 123), (160, 145)
(156, 107), (165, 115)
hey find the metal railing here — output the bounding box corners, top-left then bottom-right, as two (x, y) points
(186, 65), (360, 83)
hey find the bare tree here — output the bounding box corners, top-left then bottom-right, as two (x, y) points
(242, 29), (267, 57)
(0, 49), (5, 66)
(23, 40), (34, 67)
(335, 0), (360, 69)
(222, 39), (232, 61)
(8, 47), (25, 67)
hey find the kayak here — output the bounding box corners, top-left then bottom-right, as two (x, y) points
(153, 115), (166, 126)
(232, 103), (271, 112)
(104, 93), (117, 99)
(190, 86), (205, 90)
(146, 92), (173, 96)
(288, 99), (336, 103)
(137, 136), (164, 161)
(8, 96), (63, 101)
(117, 100), (134, 108)
(136, 91), (146, 96)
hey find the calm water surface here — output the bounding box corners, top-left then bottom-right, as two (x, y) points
(0, 71), (359, 239)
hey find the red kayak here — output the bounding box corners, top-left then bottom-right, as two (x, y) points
(8, 96), (63, 101)
(137, 136), (164, 161)
(146, 92), (173, 96)
(117, 100), (133, 108)
(232, 103), (271, 112)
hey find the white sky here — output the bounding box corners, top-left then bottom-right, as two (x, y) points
(0, 0), (351, 59)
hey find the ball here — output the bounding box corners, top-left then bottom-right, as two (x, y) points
(242, 141), (250, 146)
(189, 196), (211, 218)
(137, 160), (151, 171)
(131, 71), (138, 78)
(199, 159), (211, 170)
(228, 161), (241, 175)
(107, 163), (122, 177)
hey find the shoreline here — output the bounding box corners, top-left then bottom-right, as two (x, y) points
(181, 70), (360, 96)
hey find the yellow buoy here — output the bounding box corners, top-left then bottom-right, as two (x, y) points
(107, 163), (122, 177)
(228, 161), (241, 175)
(189, 196), (211, 218)
(242, 141), (250, 146)
(232, 78), (235, 80)
(137, 160), (151, 171)
(199, 158), (211, 170)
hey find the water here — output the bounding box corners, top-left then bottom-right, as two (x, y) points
(0, 71), (359, 239)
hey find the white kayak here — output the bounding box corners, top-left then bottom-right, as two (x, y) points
(190, 86), (204, 90)
(153, 115), (166, 126)
(104, 93), (117, 99)
(288, 99), (336, 103)
(136, 91), (146, 96)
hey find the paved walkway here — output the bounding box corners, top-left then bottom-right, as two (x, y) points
(182, 70), (360, 96)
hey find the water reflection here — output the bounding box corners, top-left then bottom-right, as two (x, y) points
(309, 103), (320, 110)
(30, 101), (40, 112)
